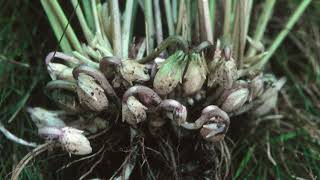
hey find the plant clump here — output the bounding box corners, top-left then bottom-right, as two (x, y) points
(10, 0), (311, 179)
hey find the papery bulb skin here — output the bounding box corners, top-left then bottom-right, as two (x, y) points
(59, 127), (92, 155)
(119, 60), (150, 84)
(183, 53), (208, 95)
(124, 96), (148, 125)
(153, 50), (188, 95)
(220, 88), (249, 113)
(218, 58), (238, 89)
(50, 90), (83, 113)
(249, 73), (264, 101)
(253, 76), (286, 116)
(76, 73), (108, 112)
(207, 47), (223, 87)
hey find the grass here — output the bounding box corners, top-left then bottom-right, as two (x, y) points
(230, 1), (320, 179)
(0, 0), (50, 179)
(0, 0), (319, 179)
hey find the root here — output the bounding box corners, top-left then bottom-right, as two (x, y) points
(0, 122), (37, 147)
(11, 142), (57, 180)
(57, 144), (105, 172)
(79, 149), (107, 180)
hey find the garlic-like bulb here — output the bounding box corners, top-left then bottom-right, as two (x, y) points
(76, 73), (109, 112)
(59, 127), (92, 155)
(153, 50), (188, 95)
(183, 53), (208, 95)
(38, 126), (92, 155)
(253, 76), (286, 116)
(119, 60), (150, 84)
(122, 96), (148, 126)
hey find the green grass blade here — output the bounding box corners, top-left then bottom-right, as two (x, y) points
(40, 0), (72, 52)
(164, 0), (175, 36)
(48, 0), (83, 53)
(81, 0), (95, 32)
(71, 0), (94, 44)
(144, 0), (155, 55)
(122, 0), (137, 58)
(111, 0), (122, 58)
(247, 0), (276, 57)
(256, 0), (311, 69)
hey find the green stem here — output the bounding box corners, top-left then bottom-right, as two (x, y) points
(239, 0), (250, 68)
(91, 0), (102, 37)
(209, 0), (215, 40)
(81, 0), (95, 32)
(154, 0), (164, 45)
(223, 0), (232, 44)
(164, 0), (175, 36)
(199, 0), (213, 43)
(256, 0), (311, 69)
(137, 36), (189, 63)
(144, 0), (155, 55)
(184, 0), (192, 42)
(122, 0), (137, 58)
(111, 0), (122, 58)
(193, 41), (214, 53)
(48, 0), (83, 53)
(172, 0), (178, 25)
(41, 0), (72, 52)
(45, 80), (78, 92)
(247, 0), (276, 57)
(71, 0), (94, 44)
(92, 0), (112, 53)
(136, 39), (146, 59)
(72, 51), (99, 68)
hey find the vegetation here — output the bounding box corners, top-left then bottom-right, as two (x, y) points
(0, 0), (319, 179)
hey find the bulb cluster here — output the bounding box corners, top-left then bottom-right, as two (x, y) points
(29, 38), (285, 155)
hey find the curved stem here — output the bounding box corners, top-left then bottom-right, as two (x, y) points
(195, 105), (229, 127)
(73, 65), (120, 106)
(159, 99), (187, 125)
(137, 35), (189, 63)
(192, 41), (214, 53)
(38, 127), (62, 140)
(100, 56), (122, 66)
(123, 85), (162, 106)
(0, 122), (37, 147)
(45, 80), (78, 92)
(99, 56), (121, 75)
(45, 51), (80, 66)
